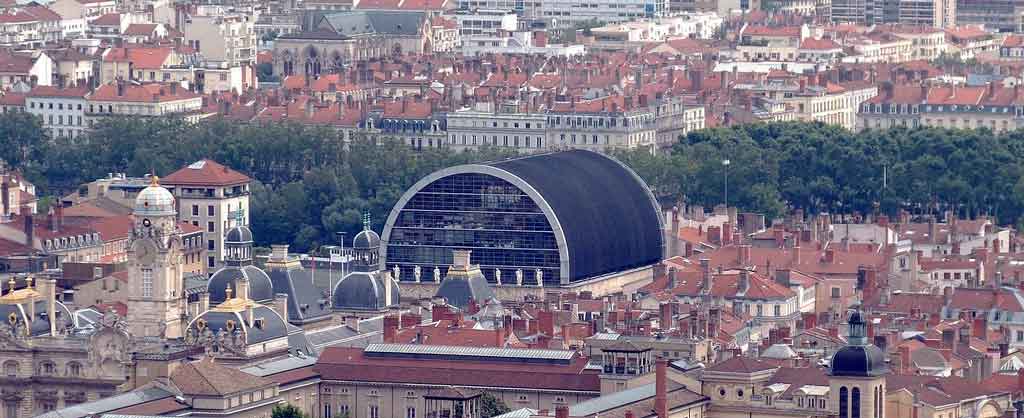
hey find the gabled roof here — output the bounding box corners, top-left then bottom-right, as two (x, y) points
(161, 159), (251, 187)
(170, 358), (275, 396)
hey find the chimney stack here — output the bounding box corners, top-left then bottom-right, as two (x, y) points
(383, 314), (399, 343)
(655, 358), (668, 418)
(24, 215), (33, 247)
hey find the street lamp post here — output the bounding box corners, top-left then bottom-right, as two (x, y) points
(723, 159), (731, 208)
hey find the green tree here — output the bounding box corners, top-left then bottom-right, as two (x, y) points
(272, 404), (308, 418)
(479, 393), (511, 418)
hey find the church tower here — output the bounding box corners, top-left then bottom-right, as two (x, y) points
(829, 310), (888, 418)
(126, 176), (187, 339)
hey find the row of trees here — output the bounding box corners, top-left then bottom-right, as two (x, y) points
(4, 112), (1024, 251)
(1, 113), (513, 252)
(615, 122), (1024, 225)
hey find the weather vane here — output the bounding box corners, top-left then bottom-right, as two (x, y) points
(362, 212), (371, 231)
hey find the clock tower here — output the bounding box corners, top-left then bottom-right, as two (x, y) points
(127, 175), (186, 339)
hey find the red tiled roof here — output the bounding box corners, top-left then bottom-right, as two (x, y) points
(0, 52), (34, 74)
(742, 25), (801, 38)
(664, 270), (796, 300)
(87, 215), (132, 240)
(391, 322), (504, 347)
(28, 85), (89, 98)
(315, 346), (600, 392)
(799, 38), (841, 50)
(90, 12), (120, 26)
(171, 358), (275, 396)
(103, 47), (172, 70)
(0, 92), (25, 106)
(926, 86), (986, 105)
(382, 99), (432, 118)
(0, 237), (37, 256)
(87, 82), (199, 103)
(123, 23), (158, 36)
(161, 159), (250, 186)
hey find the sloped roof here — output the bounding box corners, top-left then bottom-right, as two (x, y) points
(170, 358), (275, 396)
(161, 159), (250, 186)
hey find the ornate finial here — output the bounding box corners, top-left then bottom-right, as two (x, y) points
(362, 212), (371, 231)
(25, 276), (33, 289)
(225, 285), (233, 299)
(150, 175), (160, 186)
(7, 277), (14, 293)
(233, 207), (245, 226)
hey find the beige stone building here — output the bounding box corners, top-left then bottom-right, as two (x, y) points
(0, 275), (130, 418)
(161, 159), (251, 272)
(857, 83), (1024, 132)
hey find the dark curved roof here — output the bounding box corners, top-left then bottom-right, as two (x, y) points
(332, 271), (399, 311)
(267, 263), (331, 324)
(190, 306), (288, 344)
(0, 300), (74, 337)
(435, 271), (494, 311)
(208, 266), (274, 303)
(830, 345), (888, 377)
(353, 229), (381, 249)
(225, 225), (254, 243)
(490, 150), (663, 281)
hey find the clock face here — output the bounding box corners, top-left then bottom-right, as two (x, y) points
(142, 218), (152, 227)
(134, 240), (158, 266)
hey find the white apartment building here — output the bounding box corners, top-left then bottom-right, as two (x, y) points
(446, 102), (549, 151)
(546, 101), (658, 151)
(651, 95), (705, 149)
(539, 0), (668, 27)
(589, 12), (722, 50)
(461, 30), (585, 56)
(454, 9), (517, 37)
(161, 159), (251, 271)
(181, 6), (258, 67)
(25, 86), (89, 140)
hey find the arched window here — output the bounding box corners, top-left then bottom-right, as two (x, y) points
(839, 386), (849, 418)
(40, 361), (56, 376)
(3, 361), (17, 377)
(67, 362), (82, 377)
(852, 387), (861, 418)
(875, 385), (883, 418)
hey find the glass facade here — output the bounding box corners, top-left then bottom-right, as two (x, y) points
(385, 173), (562, 286)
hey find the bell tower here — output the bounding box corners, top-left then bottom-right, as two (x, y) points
(127, 175), (187, 339)
(829, 310), (888, 418)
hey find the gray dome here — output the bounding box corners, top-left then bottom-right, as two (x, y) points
(134, 178), (175, 216)
(331, 271), (399, 311)
(225, 225), (254, 243)
(830, 310), (888, 377)
(830, 345), (888, 377)
(208, 265), (274, 303)
(187, 305), (288, 344)
(353, 229), (381, 249)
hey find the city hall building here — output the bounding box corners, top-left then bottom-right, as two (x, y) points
(380, 150), (663, 288)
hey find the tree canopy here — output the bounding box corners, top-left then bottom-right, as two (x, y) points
(2, 112), (1023, 252)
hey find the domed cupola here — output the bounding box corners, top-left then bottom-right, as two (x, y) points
(208, 226), (273, 303)
(351, 214), (381, 273)
(224, 225), (254, 267)
(331, 215), (399, 312)
(830, 310), (888, 377)
(134, 175), (176, 217)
